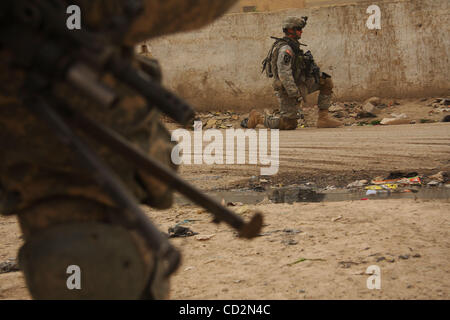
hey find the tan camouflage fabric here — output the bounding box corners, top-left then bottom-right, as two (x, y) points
(269, 39), (334, 124)
(0, 0), (238, 215)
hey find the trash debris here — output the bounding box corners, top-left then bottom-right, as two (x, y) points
(0, 258), (19, 274)
(365, 184), (398, 191)
(331, 215), (343, 222)
(227, 201), (244, 207)
(184, 266), (195, 271)
(371, 176), (421, 186)
(347, 180), (368, 188)
(282, 239), (298, 246)
(428, 171), (445, 182)
(168, 225), (199, 238)
(386, 172), (418, 179)
(339, 261), (363, 268)
(283, 229), (302, 234)
(366, 190), (377, 196)
(287, 257), (326, 266)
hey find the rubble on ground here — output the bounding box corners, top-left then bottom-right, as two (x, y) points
(162, 96), (450, 129)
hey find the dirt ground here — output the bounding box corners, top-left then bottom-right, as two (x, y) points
(0, 119), (449, 300)
(1, 199), (449, 299)
(175, 122), (450, 191)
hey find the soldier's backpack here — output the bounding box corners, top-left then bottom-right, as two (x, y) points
(261, 37), (305, 79)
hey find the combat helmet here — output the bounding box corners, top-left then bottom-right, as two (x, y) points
(282, 16), (308, 32)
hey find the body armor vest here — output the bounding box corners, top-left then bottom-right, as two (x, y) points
(262, 36), (306, 84)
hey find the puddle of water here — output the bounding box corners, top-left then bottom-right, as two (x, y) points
(175, 186), (450, 205)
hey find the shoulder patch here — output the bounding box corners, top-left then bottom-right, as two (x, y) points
(283, 53), (292, 64)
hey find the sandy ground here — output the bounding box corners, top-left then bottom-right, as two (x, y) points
(175, 122), (450, 191)
(1, 199), (449, 300)
(0, 122), (449, 300)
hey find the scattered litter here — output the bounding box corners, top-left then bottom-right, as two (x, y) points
(331, 215), (343, 222)
(360, 198), (369, 201)
(399, 255), (410, 260)
(287, 257), (326, 266)
(366, 190), (377, 196)
(168, 225), (199, 238)
(282, 239), (298, 246)
(427, 180), (441, 186)
(283, 229), (302, 234)
(339, 261), (363, 268)
(371, 176), (421, 186)
(0, 258), (19, 274)
(195, 234), (216, 241)
(347, 180), (368, 188)
(428, 172), (445, 182)
(184, 267), (195, 271)
(365, 184), (398, 191)
(227, 201), (244, 207)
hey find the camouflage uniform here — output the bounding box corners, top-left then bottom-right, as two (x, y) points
(0, 0), (238, 299)
(270, 42), (334, 128)
(253, 16), (339, 130)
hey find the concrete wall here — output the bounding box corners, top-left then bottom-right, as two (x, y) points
(146, 0), (450, 111)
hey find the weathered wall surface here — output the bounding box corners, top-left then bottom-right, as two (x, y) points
(147, 0), (449, 111)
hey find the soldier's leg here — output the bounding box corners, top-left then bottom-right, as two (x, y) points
(275, 89), (299, 130)
(306, 76), (342, 128)
(16, 197), (168, 300)
(246, 109), (264, 129)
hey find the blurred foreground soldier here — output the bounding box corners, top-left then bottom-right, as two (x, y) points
(247, 16), (341, 129)
(0, 0), (242, 299)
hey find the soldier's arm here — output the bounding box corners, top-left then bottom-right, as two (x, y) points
(277, 45), (300, 98)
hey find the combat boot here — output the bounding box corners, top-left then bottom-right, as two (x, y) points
(247, 109), (264, 129)
(316, 109), (342, 128)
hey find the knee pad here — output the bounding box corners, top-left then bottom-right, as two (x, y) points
(19, 223), (152, 299)
(319, 77), (334, 96)
(264, 115), (281, 129)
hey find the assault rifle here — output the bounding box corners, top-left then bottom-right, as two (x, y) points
(303, 50), (331, 84)
(0, 0), (263, 278)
